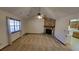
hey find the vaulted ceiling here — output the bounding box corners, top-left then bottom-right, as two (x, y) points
(0, 7), (79, 20)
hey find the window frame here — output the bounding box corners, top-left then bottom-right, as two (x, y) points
(7, 17), (21, 34)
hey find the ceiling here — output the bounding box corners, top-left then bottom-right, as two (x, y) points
(0, 7), (79, 20)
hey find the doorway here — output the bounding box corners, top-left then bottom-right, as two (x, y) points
(68, 19), (79, 50)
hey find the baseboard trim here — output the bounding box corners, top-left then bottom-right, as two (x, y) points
(12, 37), (21, 43)
(0, 44), (9, 51)
(25, 33), (45, 35)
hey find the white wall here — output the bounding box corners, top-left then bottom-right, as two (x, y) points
(0, 10), (22, 49)
(21, 18), (26, 35)
(55, 18), (68, 44)
(25, 17), (44, 33)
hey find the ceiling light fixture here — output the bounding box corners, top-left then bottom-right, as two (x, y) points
(37, 13), (42, 19)
(37, 15), (42, 19)
(37, 8), (43, 19)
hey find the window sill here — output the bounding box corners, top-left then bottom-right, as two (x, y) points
(11, 30), (21, 34)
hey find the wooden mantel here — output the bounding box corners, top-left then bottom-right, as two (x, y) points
(44, 26), (55, 30)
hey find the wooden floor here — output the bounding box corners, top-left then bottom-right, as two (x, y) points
(2, 34), (71, 51)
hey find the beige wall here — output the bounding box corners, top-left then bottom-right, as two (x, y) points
(0, 10), (23, 49)
(25, 17), (44, 33)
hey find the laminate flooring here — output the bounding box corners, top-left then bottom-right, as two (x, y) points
(2, 34), (71, 51)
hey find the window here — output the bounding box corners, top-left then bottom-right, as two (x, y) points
(15, 20), (20, 31)
(9, 20), (15, 33)
(8, 18), (21, 33)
